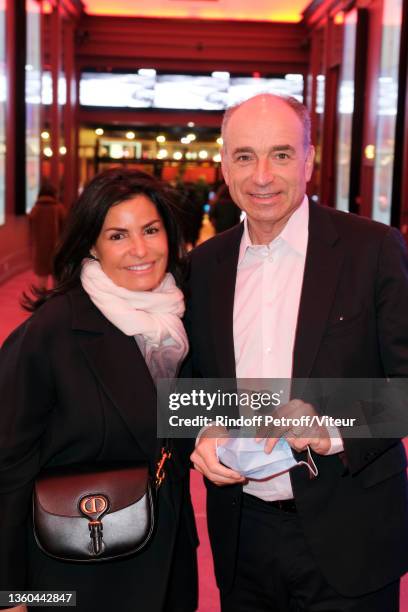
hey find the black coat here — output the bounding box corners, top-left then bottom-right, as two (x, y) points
(0, 286), (198, 611)
(184, 202), (408, 597)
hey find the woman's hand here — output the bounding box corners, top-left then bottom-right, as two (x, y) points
(3, 607), (27, 612)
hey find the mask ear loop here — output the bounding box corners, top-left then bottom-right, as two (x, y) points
(296, 446), (319, 479)
(215, 437), (221, 457)
(215, 436), (229, 464)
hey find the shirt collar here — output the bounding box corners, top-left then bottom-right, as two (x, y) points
(238, 195), (309, 266)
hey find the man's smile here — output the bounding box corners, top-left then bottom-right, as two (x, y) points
(248, 191), (284, 203)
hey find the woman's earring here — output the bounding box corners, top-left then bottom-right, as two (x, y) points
(89, 251), (98, 260)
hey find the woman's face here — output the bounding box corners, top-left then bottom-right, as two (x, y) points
(93, 194), (169, 291)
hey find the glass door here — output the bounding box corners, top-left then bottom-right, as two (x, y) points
(334, 9), (357, 212)
(26, 0), (41, 212)
(0, 0), (5, 224)
(372, 0), (403, 224)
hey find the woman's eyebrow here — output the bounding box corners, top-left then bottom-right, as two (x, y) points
(104, 226), (128, 232)
(103, 218), (162, 232)
(141, 218), (161, 229)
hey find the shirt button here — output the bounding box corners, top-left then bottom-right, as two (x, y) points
(266, 347), (272, 354)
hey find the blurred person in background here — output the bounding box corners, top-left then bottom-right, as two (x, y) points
(28, 181), (66, 289)
(176, 179), (207, 248)
(209, 183), (241, 234)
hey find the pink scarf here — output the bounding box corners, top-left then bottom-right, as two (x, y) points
(81, 258), (188, 381)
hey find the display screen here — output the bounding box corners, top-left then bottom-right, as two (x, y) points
(79, 71), (304, 110)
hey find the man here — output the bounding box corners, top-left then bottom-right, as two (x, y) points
(186, 94), (408, 611)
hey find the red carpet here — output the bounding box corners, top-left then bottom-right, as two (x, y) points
(0, 270), (407, 611)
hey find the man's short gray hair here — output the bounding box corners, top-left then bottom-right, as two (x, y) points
(221, 94), (312, 152)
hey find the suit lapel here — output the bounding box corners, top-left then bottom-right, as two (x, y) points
(292, 204), (344, 378)
(69, 288), (157, 459)
(210, 224), (243, 378)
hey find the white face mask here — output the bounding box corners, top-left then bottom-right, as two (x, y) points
(217, 436), (318, 480)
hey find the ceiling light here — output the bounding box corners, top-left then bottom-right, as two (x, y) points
(187, 133), (196, 141)
(285, 73), (303, 82)
(126, 131), (136, 140)
(216, 137), (223, 146)
(213, 153), (221, 162)
(59, 146), (67, 155)
(173, 151), (183, 160)
(156, 135), (166, 143)
(110, 144), (124, 159)
(95, 128), (104, 136)
(364, 144), (375, 160)
(212, 71), (230, 80)
(41, 131), (50, 140)
(138, 69), (156, 77)
(43, 147), (53, 158)
(198, 150), (208, 160)
(157, 149), (168, 159)
(187, 122), (195, 128)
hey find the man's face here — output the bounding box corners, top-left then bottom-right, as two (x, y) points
(221, 96), (314, 241)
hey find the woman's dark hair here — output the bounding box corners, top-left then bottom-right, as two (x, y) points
(38, 180), (57, 198)
(24, 168), (187, 311)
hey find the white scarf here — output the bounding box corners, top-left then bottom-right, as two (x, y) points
(80, 258), (188, 382)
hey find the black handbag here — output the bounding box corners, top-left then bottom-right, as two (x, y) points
(32, 448), (171, 563)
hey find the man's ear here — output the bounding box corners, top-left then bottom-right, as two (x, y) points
(305, 145), (315, 183)
(221, 147), (230, 186)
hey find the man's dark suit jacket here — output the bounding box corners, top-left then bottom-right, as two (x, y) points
(185, 202), (408, 597)
(0, 285), (198, 611)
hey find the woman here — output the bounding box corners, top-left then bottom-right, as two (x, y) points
(0, 168), (198, 612)
(28, 181), (66, 289)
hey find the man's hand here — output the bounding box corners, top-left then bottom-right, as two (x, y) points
(4, 607), (27, 612)
(191, 425), (245, 486)
(257, 399), (331, 455)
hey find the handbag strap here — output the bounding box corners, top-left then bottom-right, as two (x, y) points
(155, 443), (172, 489)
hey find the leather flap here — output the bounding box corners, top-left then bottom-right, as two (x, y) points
(35, 464), (150, 516)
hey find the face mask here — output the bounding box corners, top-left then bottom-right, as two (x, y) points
(216, 436), (318, 480)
